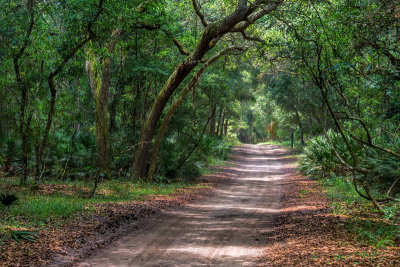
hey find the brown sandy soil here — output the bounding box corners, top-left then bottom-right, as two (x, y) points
(76, 144), (284, 267)
(2, 144), (399, 266)
(0, 175), (222, 267)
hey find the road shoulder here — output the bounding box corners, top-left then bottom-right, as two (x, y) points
(262, 149), (400, 266)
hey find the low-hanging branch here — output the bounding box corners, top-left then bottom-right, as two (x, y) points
(147, 46), (246, 181)
(162, 29), (190, 56)
(240, 30), (263, 42)
(192, 0), (208, 27)
(133, 0), (284, 179)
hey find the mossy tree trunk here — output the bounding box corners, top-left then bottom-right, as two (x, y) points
(85, 29), (121, 176)
(147, 47), (242, 181)
(132, 0), (282, 179)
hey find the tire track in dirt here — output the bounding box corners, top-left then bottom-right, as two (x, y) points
(77, 144), (286, 266)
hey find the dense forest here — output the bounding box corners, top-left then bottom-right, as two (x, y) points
(0, 0), (399, 265)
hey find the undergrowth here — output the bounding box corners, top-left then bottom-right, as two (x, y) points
(321, 175), (399, 250)
(0, 178), (207, 237)
(297, 131), (400, 250)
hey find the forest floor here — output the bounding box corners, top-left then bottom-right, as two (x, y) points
(1, 144), (399, 266)
(260, 150), (400, 266)
(0, 174), (219, 266)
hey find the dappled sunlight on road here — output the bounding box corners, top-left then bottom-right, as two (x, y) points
(78, 144), (289, 267)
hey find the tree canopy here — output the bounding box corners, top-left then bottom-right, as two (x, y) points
(0, 0), (399, 210)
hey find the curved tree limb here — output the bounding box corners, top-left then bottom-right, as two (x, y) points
(133, 0), (283, 179)
(192, 0), (208, 27)
(147, 46), (246, 180)
(240, 30), (263, 42)
(162, 29), (190, 56)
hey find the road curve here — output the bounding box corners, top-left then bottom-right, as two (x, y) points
(78, 144), (286, 266)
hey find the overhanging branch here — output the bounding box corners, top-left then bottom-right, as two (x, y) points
(192, 0), (208, 27)
(240, 30), (263, 42)
(162, 30), (190, 56)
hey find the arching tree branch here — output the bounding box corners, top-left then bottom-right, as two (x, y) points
(162, 29), (190, 56)
(192, 0), (208, 27)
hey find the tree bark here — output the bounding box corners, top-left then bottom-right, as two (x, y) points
(209, 104), (217, 135)
(86, 57), (111, 175)
(85, 29), (121, 175)
(224, 118), (228, 136)
(147, 47), (242, 181)
(294, 110), (304, 145)
(216, 106), (224, 136)
(132, 0), (283, 179)
(290, 131), (294, 149)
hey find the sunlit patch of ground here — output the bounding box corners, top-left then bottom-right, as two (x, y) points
(262, 162), (400, 266)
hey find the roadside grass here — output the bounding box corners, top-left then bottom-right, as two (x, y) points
(269, 136), (400, 254)
(200, 156), (233, 175)
(0, 177), (206, 236)
(0, 137), (236, 244)
(200, 136), (238, 175)
(321, 175), (399, 251)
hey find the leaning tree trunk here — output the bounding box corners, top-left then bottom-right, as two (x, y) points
(147, 47), (241, 181)
(132, 0), (282, 179)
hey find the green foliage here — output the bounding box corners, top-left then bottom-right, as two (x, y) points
(346, 218), (397, 249)
(0, 0), (399, 256)
(0, 177), (205, 232)
(8, 196), (86, 224)
(321, 175), (398, 249)
(298, 130), (359, 177)
(9, 230), (37, 243)
(157, 133), (232, 182)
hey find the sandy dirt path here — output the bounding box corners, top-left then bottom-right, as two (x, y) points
(78, 144), (286, 266)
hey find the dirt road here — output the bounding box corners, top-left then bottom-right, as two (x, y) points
(78, 144), (286, 266)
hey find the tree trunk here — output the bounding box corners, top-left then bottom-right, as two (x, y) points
(86, 59), (110, 175)
(209, 104), (217, 135)
(86, 58), (111, 175)
(19, 88), (31, 185)
(219, 110), (225, 137)
(147, 47), (238, 181)
(224, 118), (228, 136)
(74, 79), (82, 133)
(216, 106), (224, 136)
(132, 0), (282, 179)
(86, 29), (121, 176)
(290, 132), (294, 149)
(12, 0), (34, 185)
(294, 110), (304, 145)
(300, 127), (304, 145)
